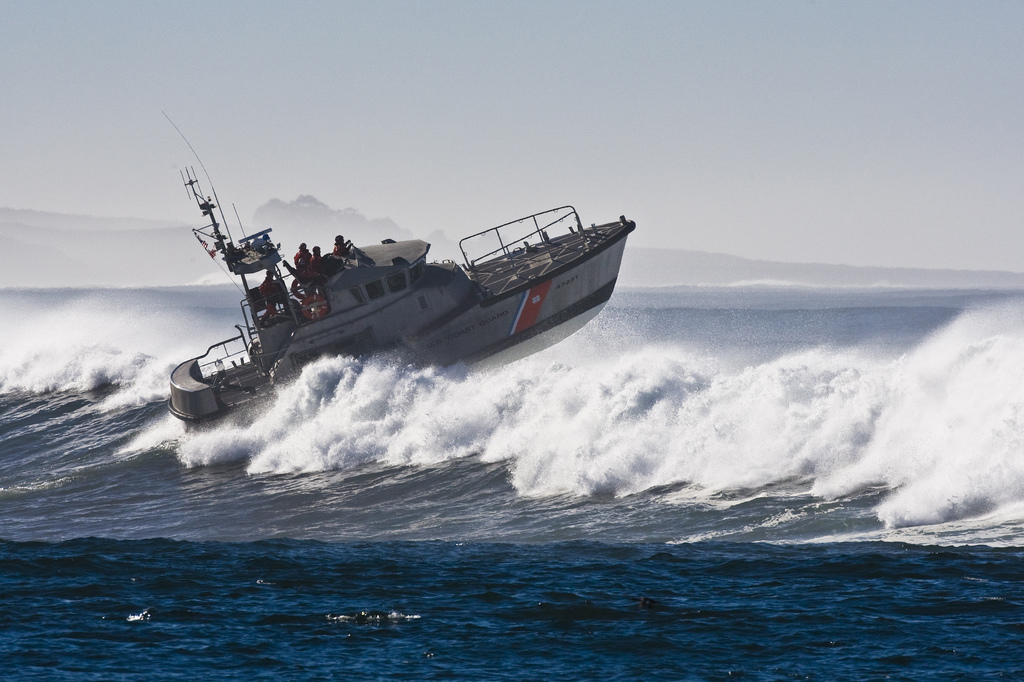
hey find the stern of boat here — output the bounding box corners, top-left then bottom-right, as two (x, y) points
(169, 358), (221, 422)
(168, 334), (271, 423)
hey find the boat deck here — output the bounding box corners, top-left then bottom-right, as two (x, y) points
(213, 362), (270, 411)
(465, 218), (633, 298)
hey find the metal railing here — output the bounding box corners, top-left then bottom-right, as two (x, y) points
(459, 206), (584, 269)
(243, 278), (329, 328)
(195, 333), (252, 380)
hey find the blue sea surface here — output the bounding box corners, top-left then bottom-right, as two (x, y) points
(4, 539), (1024, 680)
(4, 285), (1024, 678)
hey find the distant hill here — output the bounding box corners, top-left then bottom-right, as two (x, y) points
(252, 195), (461, 263)
(0, 221), (227, 288)
(0, 207), (181, 232)
(3, 205), (1024, 290)
(0, 200), (459, 288)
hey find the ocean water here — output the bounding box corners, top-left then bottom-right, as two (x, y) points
(3, 284), (1024, 678)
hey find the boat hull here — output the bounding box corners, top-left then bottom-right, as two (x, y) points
(408, 236), (627, 365)
(474, 300), (608, 368)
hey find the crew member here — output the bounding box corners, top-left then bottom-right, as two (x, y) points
(258, 270), (285, 318)
(310, 246), (324, 274)
(294, 242), (312, 267)
(290, 262), (325, 297)
(332, 235), (352, 258)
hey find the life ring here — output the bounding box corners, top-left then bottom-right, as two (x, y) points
(300, 292), (330, 320)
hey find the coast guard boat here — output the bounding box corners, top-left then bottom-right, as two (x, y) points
(168, 171), (635, 422)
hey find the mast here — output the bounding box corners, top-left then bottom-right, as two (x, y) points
(181, 167), (298, 331)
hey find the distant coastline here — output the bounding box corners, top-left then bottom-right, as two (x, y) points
(4, 206), (1024, 290)
(619, 247), (1024, 290)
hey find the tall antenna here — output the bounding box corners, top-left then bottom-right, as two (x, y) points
(233, 203), (248, 238)
(163, 111), (235, 243)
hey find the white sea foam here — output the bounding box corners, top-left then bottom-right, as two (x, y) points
(326, 611), (421, 623)
(176, 301), (1024, 530)
(812, 305), (1024, 528)
(0, 287), (234, 409)
(9, 286), (1024, 532)
(118, 415), (187, 456)
(179, 346), (883, 493)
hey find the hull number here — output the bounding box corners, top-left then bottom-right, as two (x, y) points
(555, 275), (578, 290)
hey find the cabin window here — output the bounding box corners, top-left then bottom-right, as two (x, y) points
(386, 272), (408, 293)
(328, 286), (366, 313)
(365, 280), (385, 299)
(410, 261), (425, 283)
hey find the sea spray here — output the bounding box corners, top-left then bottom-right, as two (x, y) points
(8, 285), (1024, 535)
(178, 346), (886, 493)
(175, 302), (1024, 530)
(0, 286), (239, 406)
(179, 357), (493, 470)
(814, 305), (1024, 527)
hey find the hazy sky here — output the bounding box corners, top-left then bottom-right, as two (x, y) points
(2, 1), (1023, 270)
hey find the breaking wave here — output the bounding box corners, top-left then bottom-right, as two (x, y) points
(7, 285), (1024, 532)
(177, 303), (1024, 530)
(0, 287), (236, 410)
